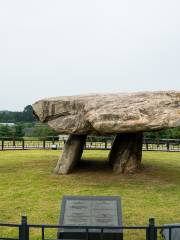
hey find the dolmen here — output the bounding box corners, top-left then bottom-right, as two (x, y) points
(32, 91), (180, 174)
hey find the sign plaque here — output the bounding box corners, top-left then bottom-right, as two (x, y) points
(57, 196), (123, 240)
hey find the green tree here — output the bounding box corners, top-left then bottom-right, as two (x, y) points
(0, 125), (13, 137)
(144, 127), (180, 139)
(30, 124), (58, 138)
(14, 124), (24, 137)
(23, 105), (36, 122)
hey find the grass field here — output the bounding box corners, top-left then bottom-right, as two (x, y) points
(0, 150), (180, 239)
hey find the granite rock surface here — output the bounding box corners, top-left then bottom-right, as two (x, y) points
(32, 91), (180, 134)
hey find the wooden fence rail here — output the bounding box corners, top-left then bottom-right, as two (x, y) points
(0, 137), (180, 152)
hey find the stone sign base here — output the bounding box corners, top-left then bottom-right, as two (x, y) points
(57, 196), (123, 240)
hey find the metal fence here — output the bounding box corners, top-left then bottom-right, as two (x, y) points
(0, 137), (180, 152)
(0, 216), (180, 240)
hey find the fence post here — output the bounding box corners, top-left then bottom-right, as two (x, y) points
(105, 140), (107, 149)
(19, 215), (29, 240)
(22, 140), (25, 150)
(166, 141), (169, 151)
(13, 137), (15, 147)
(43, 139), (46, 149)
(1, 140), (4, 150)
(146, 218), (157, 240)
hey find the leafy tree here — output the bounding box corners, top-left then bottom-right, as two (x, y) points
(30, 124), (58, 138)
(22, 105), (36, 122)
(144, 127), (180, 139)
(14, 124), (24, 137)
(0, 125), (13, 137)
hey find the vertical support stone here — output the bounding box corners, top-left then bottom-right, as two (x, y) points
(54, 134), (87, 174)
(108, 132), (143, 174)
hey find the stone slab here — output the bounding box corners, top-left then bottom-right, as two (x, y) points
(32, 91), (180, 134)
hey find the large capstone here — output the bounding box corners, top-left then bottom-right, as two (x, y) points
(33, 91), (180, 134)
(32, 91), (180, 174)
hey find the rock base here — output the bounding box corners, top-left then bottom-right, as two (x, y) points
(54, 134), (86, 174)
(54, 133), (143, 175)
(108, 133), (143, 173)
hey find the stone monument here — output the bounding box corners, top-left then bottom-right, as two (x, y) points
(57, 196), (123, 240)
(32, 91), (180, 174)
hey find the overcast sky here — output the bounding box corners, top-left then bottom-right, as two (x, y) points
(0, 0), (180, 111)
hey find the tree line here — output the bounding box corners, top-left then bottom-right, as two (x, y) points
(0, 105), (58, 138)
(0, 105), (36, 123)
(0, 123), (58, 138)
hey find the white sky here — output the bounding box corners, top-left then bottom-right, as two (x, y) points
(0, 0), (180, 111)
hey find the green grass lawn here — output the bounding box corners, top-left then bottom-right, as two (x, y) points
(0, 150), (180, 239)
